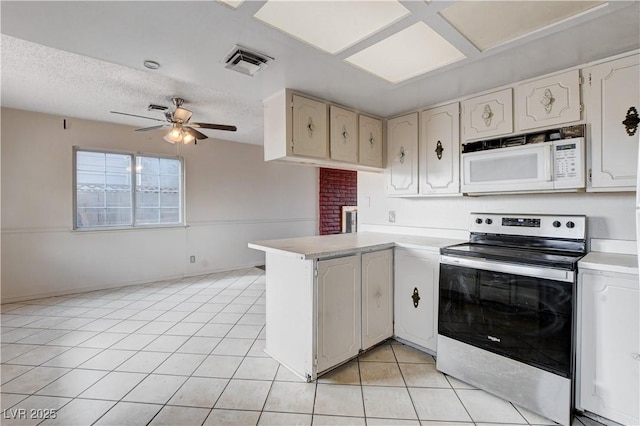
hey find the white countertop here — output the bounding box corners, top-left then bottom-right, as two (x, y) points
(248, 232), (465, 260)
(579, 251), (639, 275)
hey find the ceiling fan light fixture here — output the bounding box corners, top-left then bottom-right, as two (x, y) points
(182, 131), (195, 144)
(174, 107), (193, 123)
(164, 125), (184, 143)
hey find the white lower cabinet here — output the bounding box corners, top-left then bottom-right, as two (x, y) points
(317, 254), (361, 373)
(265, 249), (393, 380)
(394, 247), (439, 353)
(361, 249), (394, 350)
(577, 267), (639, 425)
(317, 249), (394, 373)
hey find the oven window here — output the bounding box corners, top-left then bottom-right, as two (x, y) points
(438, 263), (573, 378)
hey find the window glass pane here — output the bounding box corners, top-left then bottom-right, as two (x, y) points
(76, 151), (132, 228)
(75, 151), (182, 229)
(136, 156), (182, 225)
(160, 158), (180, 175)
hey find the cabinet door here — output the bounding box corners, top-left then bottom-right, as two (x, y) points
(462, 88), (513, 141)
(587, 54), (640, 190)
(420, 103), (460, 195)
(361, 249), (393, 350)
(317, 255), (361, 373)
(330, 106), (358, 163)
(578, 271), (639, 425)
(386, 113), (419, 195)
(359, 114), (383, 168)
(292, 94), (328, 158)
(394, 248), (439, 352)
(515, 70), (582, 131)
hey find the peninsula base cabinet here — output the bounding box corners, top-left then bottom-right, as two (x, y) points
(577, 268), (640, 425)
(393, 248), (439, 353)
(265, 249), (392, 381)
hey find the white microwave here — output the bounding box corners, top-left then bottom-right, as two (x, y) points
(461, 137), (585, 194)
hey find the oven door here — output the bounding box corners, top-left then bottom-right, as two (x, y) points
(439, 255), (575, 378)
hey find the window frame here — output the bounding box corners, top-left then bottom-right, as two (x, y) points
(73, 146), (185, 231)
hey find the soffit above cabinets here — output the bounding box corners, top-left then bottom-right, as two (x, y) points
(439, 1), (609, 52)
(253, 0), (411, 55)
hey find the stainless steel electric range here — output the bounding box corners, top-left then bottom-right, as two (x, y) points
(437, 213), (586, 426)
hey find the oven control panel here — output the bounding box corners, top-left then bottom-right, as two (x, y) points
(470, 213), (585, 239)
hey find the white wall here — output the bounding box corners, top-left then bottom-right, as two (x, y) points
(1, 108), (318, 302)
(358, 171), (635, 242)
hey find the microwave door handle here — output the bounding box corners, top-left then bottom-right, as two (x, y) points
(545, 144), (553, 181)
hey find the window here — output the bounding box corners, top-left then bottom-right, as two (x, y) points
(74, 148), (183, 229)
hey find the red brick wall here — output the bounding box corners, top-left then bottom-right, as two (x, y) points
(319, 168), (357, 235)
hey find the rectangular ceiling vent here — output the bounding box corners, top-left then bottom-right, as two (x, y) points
(147, 104), (168, 111)
(224, 45), (273, 76)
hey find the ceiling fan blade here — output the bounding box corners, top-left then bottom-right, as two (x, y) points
(184, 127), (208, 140)
(190, 122), (237, 132)
(135, 124), (168, 132)
(110, 111), (165, 122)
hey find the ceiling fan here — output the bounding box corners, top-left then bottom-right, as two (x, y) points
(110, 97), (237, 144)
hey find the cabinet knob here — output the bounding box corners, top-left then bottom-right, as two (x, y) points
(307, 117), (315, 137)
(369, 133), (375, 147)
(632, 353), (640, 361)
(411, 287), (420, 308)
(623, 106), (639, 136)
(435, 140), (444, 160)
(399, 146), (406, 164)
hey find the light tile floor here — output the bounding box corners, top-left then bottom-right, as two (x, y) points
(1, 267), (602, 426)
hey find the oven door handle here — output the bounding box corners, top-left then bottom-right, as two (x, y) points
(440, 255), (575, 283)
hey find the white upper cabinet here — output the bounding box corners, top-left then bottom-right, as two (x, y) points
(359, 114), (384, 168)
(263, 89), (382, 171)
(420, 103), (460, 195)
(515, 70), (582, 131)
(292, 94), (329, 158)
(386, 113), (419, 195)
(462, 88), (513, 141)
(585, 54), (640, 191)
(330, 105), (358, 163)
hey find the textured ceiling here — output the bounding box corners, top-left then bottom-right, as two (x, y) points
(1, 1), (639, 147)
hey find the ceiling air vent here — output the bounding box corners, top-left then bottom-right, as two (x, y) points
(147, 104), (168, 111)
(224, 45), (273, 76)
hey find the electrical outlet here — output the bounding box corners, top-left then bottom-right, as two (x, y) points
(189, 255), (196, 263)
(388, 211), (396, 223)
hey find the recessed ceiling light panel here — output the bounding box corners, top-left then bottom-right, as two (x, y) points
(345, 22), (466, 84)
(253, 0), (410, 54)
(440, 1), (608, 52)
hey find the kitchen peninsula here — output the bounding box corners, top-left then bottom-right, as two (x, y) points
(248, 232), (463, 381)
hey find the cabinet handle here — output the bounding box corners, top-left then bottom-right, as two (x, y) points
(399, 146), (406, 164)
(632, 353), (640, 361)
(342, 125), (349, 141)
(482, 104), (493, 127)
(540, 88), (555, 114)
(307, 117), (315, 137)
(435, 140), (444, 160)
(623, 106), (639, 136)
(411, 287), (420, 308)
